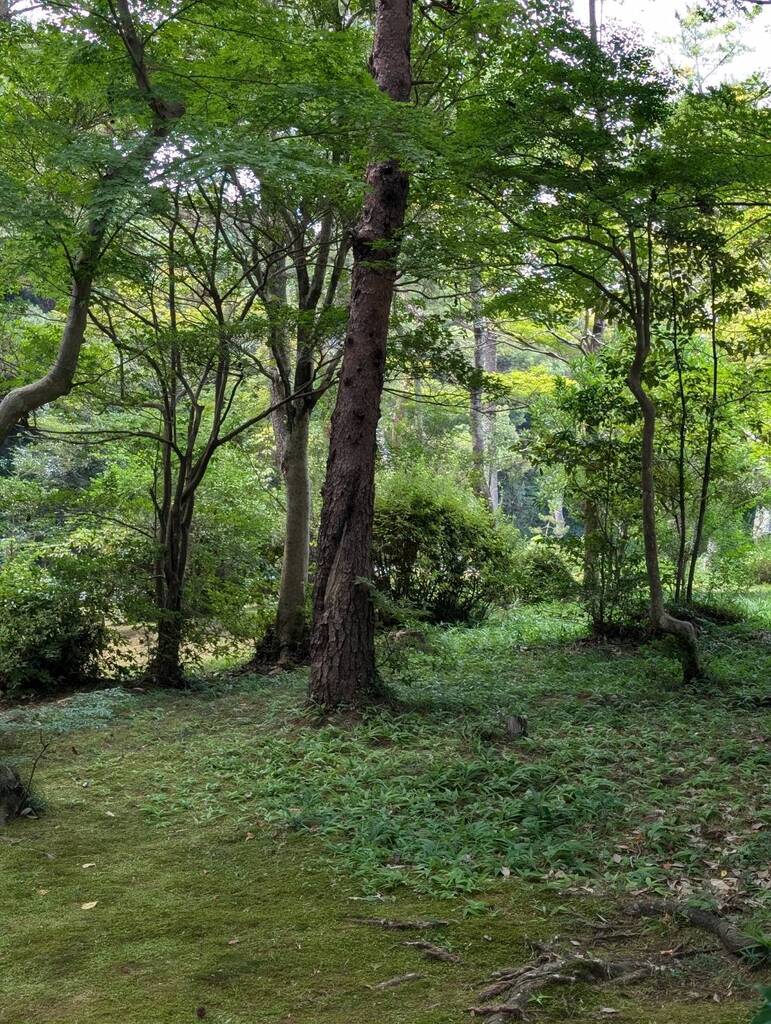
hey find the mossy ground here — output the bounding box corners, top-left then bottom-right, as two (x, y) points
(1, 594), (770, 1023)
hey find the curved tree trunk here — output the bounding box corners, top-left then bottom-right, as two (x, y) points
(309, 0), (413, 709)
(627, 332), (700, 682)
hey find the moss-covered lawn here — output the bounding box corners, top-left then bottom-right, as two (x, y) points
(2, 596), (770, 1023)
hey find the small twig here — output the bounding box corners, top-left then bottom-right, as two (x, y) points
(25, 731), (52, 799)
(347, 916), (449, 931)
(404, 940), (461, 962)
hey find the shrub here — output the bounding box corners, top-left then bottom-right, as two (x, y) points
(510, 542), (579, 605)
(372, 468), (520, 623)
(0, 546), (109, 698)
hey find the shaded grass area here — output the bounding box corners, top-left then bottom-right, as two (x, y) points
(1, 594), (770, 1023)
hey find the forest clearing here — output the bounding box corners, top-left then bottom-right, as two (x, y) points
(1, 0), (770, 1022)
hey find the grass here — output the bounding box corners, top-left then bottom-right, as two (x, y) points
(1, 593), (770, 1023)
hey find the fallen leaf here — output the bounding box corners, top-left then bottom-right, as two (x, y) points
(82, 863), (96, 869)
(80, 901), (98, 911)
(105, 811), (116, 818)
(227, 938), (240, 946)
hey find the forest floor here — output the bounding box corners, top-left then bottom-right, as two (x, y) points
(1, 593), (770, 1024)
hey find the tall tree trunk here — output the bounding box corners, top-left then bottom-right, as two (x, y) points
(627, 326), (700, 682)
(583, 312), (605, 632)
(665, 245), (689, 605)
(309, 0), (412, 708)
(0, 1), (183, 446)
(0, 1), (11, 22)
(470, 270), (498, 509)
(483, 329), (499, 509)
(588, 0), (600, 44)
(673, 328), (689, 605)
(276, 407), (312, 660)
(686, 273), (719, 603)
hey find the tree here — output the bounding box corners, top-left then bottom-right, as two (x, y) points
(73, 180), (305, 684)
(309, 0), (414, 708)
(0, 1), (185, 447)
(469, 270), (499, 509)
(454, 15), (771, 676)
(223, 181), (351, 663)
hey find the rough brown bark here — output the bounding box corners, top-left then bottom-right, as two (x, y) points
(0, 1), (183, 447)
(309, 0), (413, 708)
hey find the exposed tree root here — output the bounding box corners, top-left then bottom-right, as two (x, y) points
(470, 948), (668, 1022)
(403, 940), (461, 962)
(371, 972), (423, 990)
(347, 916), (449, 931)
(624, 898), (768, 965)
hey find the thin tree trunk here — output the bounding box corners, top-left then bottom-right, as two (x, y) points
(0, 2), (183, 446)
(470, 270), (497, 509)
(583, 312), (605, 632)
(686, 272), (719, 603)
(673, 323), (689, 604)
(276, 407), (312, 660)
(309, 0), (412, 708)
(483, 327), (499, 509)
(0, 1), (11, 22)
(627, 324), (700, 682)
(588, 0), (600, 44)
(665, 246), (689, 605)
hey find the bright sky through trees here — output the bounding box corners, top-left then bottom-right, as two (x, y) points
(573, 0), (771, 81)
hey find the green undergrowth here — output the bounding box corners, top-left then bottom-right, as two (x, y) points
(1, 594), (769, 1022)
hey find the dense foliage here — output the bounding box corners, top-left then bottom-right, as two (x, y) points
(372, 468), (520, 623)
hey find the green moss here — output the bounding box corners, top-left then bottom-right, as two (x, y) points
(2, 600), (769, 1022)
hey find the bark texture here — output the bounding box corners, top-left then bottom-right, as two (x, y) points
(309, 0), (412, 707)
(0, 1), (183, 446)
(275, 408), (312, 658)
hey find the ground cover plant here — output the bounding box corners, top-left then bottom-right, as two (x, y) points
(2, 599), (769, 1023)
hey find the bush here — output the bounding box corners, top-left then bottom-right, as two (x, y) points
(510, 542), (579, 605)
(0, 547), (108, 698)
(372, 469), (520, 623)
